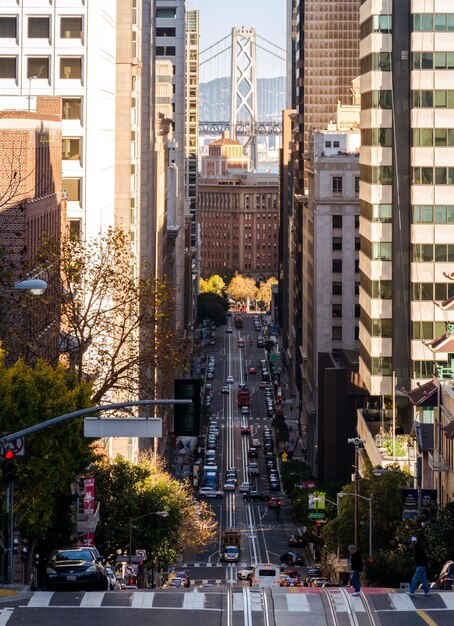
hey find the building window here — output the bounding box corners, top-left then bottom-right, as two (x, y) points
(60, 17), (82, 39)
(27, 57), (49, 79)
(63, 178), (81, 201)
(332, 176), (343, 195)
(355, 176), (360, 194)
(0, 17), (17, 38)
(156, 27), (176, 37)
(332, 304), (342, 318)
(28, 17), (50, 39)
(156, 8), (176, 18)
(332, 237), (342, 251)
(60, 57), (82, 79)
(156, 46), (176, 56)
(62, 98), (81, 120)
(62, 138), (81, 161)
(0, 57), (16, 79)
(68, 219), (82, 241)
(332, 326), (342, 340)
(332, 260), (342, 273)
(332, 282), (342, 295)
(332, 215), (342, 229)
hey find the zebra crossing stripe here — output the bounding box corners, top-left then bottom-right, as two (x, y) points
(286, 595), (310, 612)
(183, 593), (205, 609)
(27, 592), (53, 607)
(131, 592), (155, 608)
(80, 592), (104, 607)
(0, 608), (14, 626)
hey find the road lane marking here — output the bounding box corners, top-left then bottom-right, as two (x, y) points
(0, 609), (14, 625)
(27, 592), (53, 607)
(389, 593), (417, 611)
(183, 593), (205, 609)
(416, 610), (439, 626)
(80, 591), (105, 607)
(286, 594), (310, 612)
(131, 592), (155, 608)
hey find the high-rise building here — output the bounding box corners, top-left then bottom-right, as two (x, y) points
(155, 0), (187, 330)
(285, 1), (361, 472)
(358, 0), (454, 396)
(0, 1), (118, 240)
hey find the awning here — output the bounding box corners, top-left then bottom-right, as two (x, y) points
(400, 380), (438, 406)
(434, 295), (454, 311)
(441, 421), (454, 440)
(424, 333), (454, 353)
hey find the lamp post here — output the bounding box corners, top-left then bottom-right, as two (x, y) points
(337, 492), (373, 556)
(13, 279), (48, 295)
(128, 511), (169, 564)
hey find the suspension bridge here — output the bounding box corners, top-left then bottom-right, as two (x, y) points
(198, 28), (286, 169)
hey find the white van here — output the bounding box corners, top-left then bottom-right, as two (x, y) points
(251, 563), (280, 588)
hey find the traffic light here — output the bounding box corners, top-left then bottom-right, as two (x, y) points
(2, 447), (16, 484)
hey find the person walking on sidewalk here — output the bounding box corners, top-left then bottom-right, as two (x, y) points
(348, 544), (363, 596)
(406, 536), (430, 596)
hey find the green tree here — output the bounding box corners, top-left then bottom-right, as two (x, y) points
(197, 293), (228, 325)
(200, 275), (226, 297)
(91, 454), (217, 566)
(0, 354), (95, 545)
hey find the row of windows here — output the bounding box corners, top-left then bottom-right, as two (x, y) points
(413, 51), (454, 70)
(413, 128), (454, 146)
(360, 346), (393, 376)
(361, 237), (392, 261)
(360, 52), (391, 74)
(360, 14), (392, 38)
(413, 244), (454, 262)
(413, 321), (448, 340)
(361, 201), (392, 223)
(361, 90), (392, 110)
(156, 46), (176, 56)
(413, 14), (454, 32)
(0, 16), (82, 39)
(361, 128), (392, 147)
(361, 309), (392, 338)
(360, 276), (393, 300)
(413, 90), (454, 108)
(360, 165), (392, 185)
(0, 56), (82, 79)
(413, 167), (454, 185)
(413, 205), (454, 224)
(413, 282), (454, 301)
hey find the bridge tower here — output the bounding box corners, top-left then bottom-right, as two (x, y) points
(230, 27), (258, 170)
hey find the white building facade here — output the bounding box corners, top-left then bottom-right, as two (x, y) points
(359, 0), (454, 396)
(0, 0), (117, 239)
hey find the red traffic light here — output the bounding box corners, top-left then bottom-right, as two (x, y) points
(4, 449), (14, 460)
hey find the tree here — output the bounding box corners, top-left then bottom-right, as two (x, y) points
(91, 454), (217, 566)
(35, 228), (186, 404)
(197, 293), (228, 325)
(200, 275), (226, 297)
(225, 273), (257, 304)
(256, 277), (278, 309)
(0, 354), (95, 546)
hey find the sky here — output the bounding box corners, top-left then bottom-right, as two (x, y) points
(187, 0), (287, 80)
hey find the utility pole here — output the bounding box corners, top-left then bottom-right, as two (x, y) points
(348, 437), (365, 548)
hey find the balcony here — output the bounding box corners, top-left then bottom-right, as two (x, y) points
(357, 409), (416, 473)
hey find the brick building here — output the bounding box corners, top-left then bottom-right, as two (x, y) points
(199, 132), (279, 279)
(0, 95), (64, 364)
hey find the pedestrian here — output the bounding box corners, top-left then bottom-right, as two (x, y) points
(406, 536), (430, 596)
(275, 507), (280, 521)
(348, 544), (363, 596)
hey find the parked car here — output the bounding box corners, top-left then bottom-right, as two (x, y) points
(268, 496), (282, 509)
(239, 482), (252, 493)
(45, 547), (109, 591)
(221, 385), (230, 394)
(280, 552), (305, 566)
(248, 367), (257, 374)
(248, 462), (260, 477)
(106, 567), (121, 591)
(198, 487), (223, 499)
(432, 560), (454, 589)
(248, 447), (258, 458)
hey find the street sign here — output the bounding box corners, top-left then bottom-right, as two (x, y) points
(125, 564), (137, 576)
(309, 512), (326, 519)
(135, 549), (146, 558)
(281, 452), (288, 462)
(12, 437), (25, 457)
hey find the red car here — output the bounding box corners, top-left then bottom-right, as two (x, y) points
(248, 367), (257, 374)
(268, 497), (282, 509)
(241, 426), (251, 435)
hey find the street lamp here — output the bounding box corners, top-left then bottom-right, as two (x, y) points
(128, 511), (169, 564)
(337, 492), (373, 556)
(13, 278), (48, 295)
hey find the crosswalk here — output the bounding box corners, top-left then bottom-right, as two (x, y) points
(14, 589), (454, 614)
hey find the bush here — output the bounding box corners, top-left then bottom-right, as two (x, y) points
(364, 550), (413, 587)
